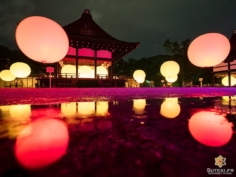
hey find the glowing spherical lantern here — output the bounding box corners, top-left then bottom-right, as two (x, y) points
(187, 33), (230, 67)
(160, 98), (180, 119)
(79, 65), (93, 78)
(160, 61), (180, 77)
(96, 66), (108, 78)
(133, 70), (146, 83)
(15, 16), (69, 63)
(10, 62), (31, 78)
(0, 69), (16, 81)
(61, 65), (76, 78)
(188, 112), (233, 147)
(165, 75), (178, 83)
(133, 99), (146, 115)
(14, 118), (69, 169)
(221, 76), (236, 86)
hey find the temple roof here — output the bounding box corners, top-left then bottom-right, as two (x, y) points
(63, 9), (140, 62)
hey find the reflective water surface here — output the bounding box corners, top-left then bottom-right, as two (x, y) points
(0, 96), (236, 176)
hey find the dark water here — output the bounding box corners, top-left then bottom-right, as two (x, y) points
(0, 96), (235, 177)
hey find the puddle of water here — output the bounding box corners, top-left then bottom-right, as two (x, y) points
(0, 96), (235, 176)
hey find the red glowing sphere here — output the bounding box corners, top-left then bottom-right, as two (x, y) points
(187, 33), (230, 67)
(15, 16), (69, 63)
(188, 111), (233, 147)
(14, 119), (69, 169)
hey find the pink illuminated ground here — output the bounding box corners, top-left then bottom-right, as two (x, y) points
(1, 87), (236, 105)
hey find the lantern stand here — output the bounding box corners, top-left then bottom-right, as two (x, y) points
(46, 67), (54, 88)
(199, 78), (203, 87)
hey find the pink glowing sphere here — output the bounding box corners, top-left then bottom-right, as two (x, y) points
(15, 16), (69, 63)
(14, 119), (69, 169)
(188, 112), (233, 147)
(187, 33), (230, 67)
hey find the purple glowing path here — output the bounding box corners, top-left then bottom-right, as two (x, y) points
(0, 87), (236, 105)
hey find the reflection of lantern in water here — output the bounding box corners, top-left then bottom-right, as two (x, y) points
(10, 104), (31, 120)
(15, 119), (69, 169)
(160, 98), (180, 118)
(188, 112), (233, 147)
(79, 66), (93, 78)
(187, 33), (230, 67)
(133, 99), (146, 115)
(61, 65), (76, 78)
(10, 62), (31, 78)
(15, 16), (69, 63)
(77, 102), (95, 117)
(133, 70), (146, 83)
(222, 96), (236, 106)
(221, 76), (236, 86)
(61, 102), (77, 117)
(160, 61), (180, 77)
(30, 108), (62, 120)
(96, 102), (108, 116)
(0, 69), (16, 81)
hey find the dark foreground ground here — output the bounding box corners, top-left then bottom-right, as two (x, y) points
(0, 87), (236, 177)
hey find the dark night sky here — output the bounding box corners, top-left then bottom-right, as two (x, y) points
(1, 0), (236, 59)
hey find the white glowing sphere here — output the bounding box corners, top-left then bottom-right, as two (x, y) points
(160, 98), (180, 118)
(15, 16), (69, 63)
(79, 66), (93, 78)
(61, 65), (76, 78)
(188, 112), (233, 147)
(221, 76), (236, 86)
(10, 62), (31, 78)
(165, 75), (178, 83)
(0, 69), (16, 81)
(96, 66), (108, 76)
(133, 70), (146, 83)
(160, 61), (180, 77)
(133, 99), (146, 115)
(187, 33), (230, 67)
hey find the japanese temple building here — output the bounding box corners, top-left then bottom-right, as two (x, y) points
(42, 9), (139, 87)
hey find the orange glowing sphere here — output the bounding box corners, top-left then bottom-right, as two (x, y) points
(14, 118), (69, 169)
(221, 76), (236, 86)
(10, 62), (31, 78)
(188, 111), (233, 147)
(15, 16), (69, 63)
(187, 33), (230, 67)
(160, 61), (180, 77)
(0, 69), (16, 81)
(133, 70), (146, 83)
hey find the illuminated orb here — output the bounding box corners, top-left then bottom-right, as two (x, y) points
(160, 61), (180, 77)
(133, 70), (146, 83)
(221, 76), (236, 86)
(61, 65), (76, 78)
(79, 65), (93, 78)
(96, 66), (108, 78)
(15, 119), (69, 169)
(160, 98), (180, 119)
(133, 99), (146, 115)
(187, 33), (230, 67)
(15, 16), (69, 63)
(10, 62), (31, 78)
(0, 69), (16, 81)
(188, 111), (233, 147)
(165, 75), (178, 83)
